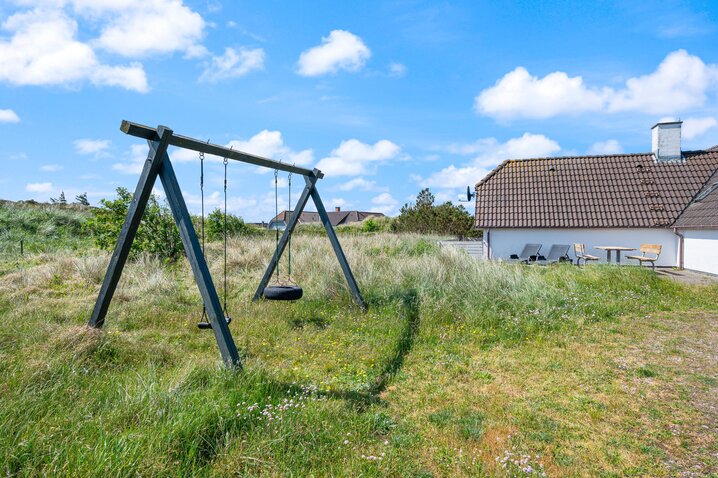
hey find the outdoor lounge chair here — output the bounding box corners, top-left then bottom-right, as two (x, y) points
(509, 243), (542, 263)
(573, 243), (599, 266)
(535, 244), (571, 265)
(626, 244), (662, 271)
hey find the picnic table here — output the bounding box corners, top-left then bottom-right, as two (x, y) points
(595, 246), (636, 264)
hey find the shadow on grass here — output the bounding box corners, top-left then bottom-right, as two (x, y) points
(368, 289), (420, 395)
(237, 288), (422, 413)
(320, 288), (421, 409)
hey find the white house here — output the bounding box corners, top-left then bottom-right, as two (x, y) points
(474, 121), (718, 274)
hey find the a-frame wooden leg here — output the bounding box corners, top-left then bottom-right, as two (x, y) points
(88, 126), (173, 328)
(310, 181), (367, 310)
(253, 175), (317, 300)
(157, 151), (241, 368)
(88, 125), (240, 368)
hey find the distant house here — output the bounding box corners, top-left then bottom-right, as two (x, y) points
(474, 121), (718, 275)
(268, 207), (385, 228)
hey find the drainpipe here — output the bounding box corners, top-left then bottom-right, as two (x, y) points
(673, 228), (684, 270)
(485, 228), (491, 259)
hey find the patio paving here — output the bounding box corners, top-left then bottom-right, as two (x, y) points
(656, 268), (718, 285)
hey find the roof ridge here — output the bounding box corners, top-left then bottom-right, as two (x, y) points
(505, 152), (651, 162)
(498, 148), (718, 164)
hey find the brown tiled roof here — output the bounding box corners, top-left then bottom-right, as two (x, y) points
(271, 210), (385, 227)
(673, 169), (718, 229)
(474, 150), (718, 229)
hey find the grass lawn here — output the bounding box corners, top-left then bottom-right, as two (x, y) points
(1, 234), (717, 476)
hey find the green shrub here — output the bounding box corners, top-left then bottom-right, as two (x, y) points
(205, 208), (257, 241)
(85, 187), (183, 262)
(393, 188), (478, 239)
(361, 218), (380, 233)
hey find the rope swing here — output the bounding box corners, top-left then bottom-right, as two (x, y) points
(197, 148), (234, 329)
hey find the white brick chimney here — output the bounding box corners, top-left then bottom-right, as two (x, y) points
(652, 121), (682, 162)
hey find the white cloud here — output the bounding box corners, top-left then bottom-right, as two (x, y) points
(297, 30), (370, 77)
(0, 109), (20, 123)
(659, 115), (718, 141)
(329, 198), (349, 209)
(389, 62), (406, 77)
(588, 139), (623, 155)
(608, 50), (718, 113)
(74, 138), (111, 155)
(371, 192), (399, 215)
(87, 0), (206, 58)
(476, 67), (607, 120)
(683, 117), (718, 140)
(420, 133), (561, 189)
(227, 130), (314, 167)
(0, 8), (148, 92)
(271, 177), (288, 189)
(168, 130), (314, 171)
(112, 143), (147, 174)
(26, 182), (53, 193)
(476, 50), (718, 120)
(316, 138), (401, 177)
(199, 47), (264, 82)
(419, 165), (489, 189)
(40, 164), (62, 172)
(184, 190), (259, 216)
(337, 177), (381, 191)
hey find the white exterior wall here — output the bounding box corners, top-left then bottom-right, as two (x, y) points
(683, 229), (718, 275)
(484, 228), (679, 267)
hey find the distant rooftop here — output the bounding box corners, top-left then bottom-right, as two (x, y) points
(270, 208), (385, 227)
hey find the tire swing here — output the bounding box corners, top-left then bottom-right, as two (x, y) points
(263, 169), (303, 301)
(197, 150), (234, 329)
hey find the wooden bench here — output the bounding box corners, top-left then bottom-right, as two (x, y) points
(626, 244), (662, 271)
(573, 243), (599, 266)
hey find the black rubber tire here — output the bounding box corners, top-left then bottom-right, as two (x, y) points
(263, 285), (304, 301)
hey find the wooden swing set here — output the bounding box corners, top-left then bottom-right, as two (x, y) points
(88, 121), (366, 368)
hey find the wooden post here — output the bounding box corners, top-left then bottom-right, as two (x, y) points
(88, 124), (241, 367)
(88, 126), (173, 328)
(157, 149), (241, 367)
(310, 180), (366, 310)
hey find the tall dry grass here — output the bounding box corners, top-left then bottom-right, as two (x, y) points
(1, 233), (716, 476)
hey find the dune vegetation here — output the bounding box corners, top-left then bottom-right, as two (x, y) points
(1, 226), (717, 476)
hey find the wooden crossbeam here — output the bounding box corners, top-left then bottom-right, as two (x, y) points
(121, 120), (321, 178)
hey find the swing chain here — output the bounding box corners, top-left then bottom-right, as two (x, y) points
(273, 169), (280, 282)
(223, 155), (229, 316)
(199, 148), (207, 323)
(287, 172), (292, 278)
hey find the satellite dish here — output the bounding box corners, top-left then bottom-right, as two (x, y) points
(458, 186), (475, 202)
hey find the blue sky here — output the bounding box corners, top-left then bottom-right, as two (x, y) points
(1, 0), (718, 221)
